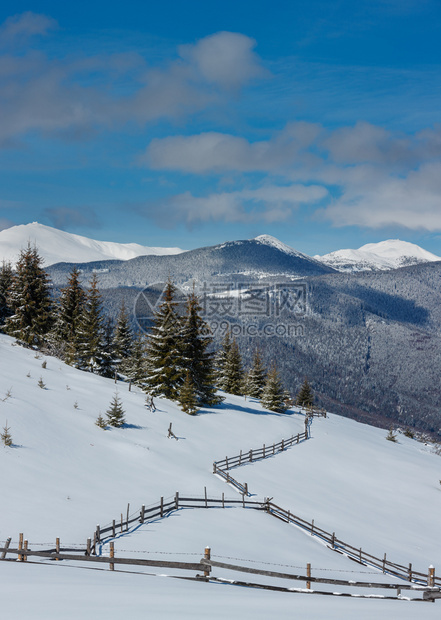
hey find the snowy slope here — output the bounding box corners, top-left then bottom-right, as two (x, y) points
(1, 333), (441, 618)
(0, 222), (184, 267)
(316, 239), (441, 272)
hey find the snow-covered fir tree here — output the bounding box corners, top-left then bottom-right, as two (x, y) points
(296, 378), (314, 408)
(246, 348), (267, 398)
(50, 267), (85, 362)
(125, 333), (147, 387)
(260, 366), (287, 413)
(0, 261), (13, 329)
(99, 317), (116, 378)
(221, 337), (243, 395)
(180, 290), (220, 406)
(5, 244), (53, 346)
(74, 275), (105, 373)
(106, 392), (126, 427)
(213, 330), (232, 390)
(112, 301), (133, 373)
(144, 279), (185, 400)
(179, 371), (200, 415)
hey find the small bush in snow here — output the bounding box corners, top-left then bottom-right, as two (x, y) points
(38, 377), (46, 389)
(386, 427), (397, 442)
(95, 414), (107, 429)
(1, 421), (13, 447)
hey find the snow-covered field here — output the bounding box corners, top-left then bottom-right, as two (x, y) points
(1, 332), (440, 618)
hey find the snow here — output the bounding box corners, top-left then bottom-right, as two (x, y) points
(316, 239), (441, 272)
(0, 222), (185, 267)
(1, 332), (441, 617)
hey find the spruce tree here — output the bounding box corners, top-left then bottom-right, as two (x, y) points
(1, 420), (13, 446)
(0, 261), (13, 329)
(221, 338), (244, 395)
(145, 279), (185, 400)
(181, 290), (220, 406)
(260, 366), (287, 413)
(214, 330), (232, 390)
(5, 244), (53, 346)
(106, 392), (126, 427)
(112, 301), (133, 373)
(125, 333), (147, 387)
(51, 267), (85, 362)
(296, 378), (314, 408)
(179, 371), (200, 415)
(246, 349), (267, 398)
(74, 275), (105, 373)
(100, 317), (116, 378)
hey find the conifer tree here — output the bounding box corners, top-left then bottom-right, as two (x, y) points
(100, 317), (116, 378)
(144, 279), (185, 400)
(214, 330), (232, 389)
(260, 366), (287, 413)
(106, 392), (126, 427)
(125, 333), (147, 387)
(5, 244), (53, 346)
(221, 338), (244, 395)
(74, 275), (105, 373)
(246, 349), (267, 398)
(296, 378), (314, 408)
(51, 267), (85, 362)
(0, 261), (13, 329)
(179, 371), (200, 415)
(181, 290), (220, 406)
(1, 420), (13, 446)
(112, 301), (133, 372)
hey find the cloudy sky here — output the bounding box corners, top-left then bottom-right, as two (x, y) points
(1, 0), (441, 255)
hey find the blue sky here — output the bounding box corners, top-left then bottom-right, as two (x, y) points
(1, 1), (441, 255)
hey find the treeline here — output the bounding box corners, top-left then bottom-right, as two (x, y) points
(0, 244), (314, 415)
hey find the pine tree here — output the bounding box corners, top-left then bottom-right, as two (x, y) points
(100, 317), (116, 378)
(112, 301), (133, 372)
(144, 279), (186, 400)
(50, 267), (85, 362)
(296, 378), (314, 408)
(221, 338), (244, 395)
(213, 330), (232, 389)
(179, 371), (200, 415)
(246, 349), (267, 398)
(386, 427), (397, 442)
(5, 244), (53, 346)
(125, 333), (147, 387)
(74, 275), (105, 373)
(106, 392), (126, 427)
(181, 290), (220, 406)
(95, 414), (107, 429)
(260, 366), (287, 413)
(1, 420), (13, 446)
(0, 261), (13, 329)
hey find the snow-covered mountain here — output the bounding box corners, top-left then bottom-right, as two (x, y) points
(0, 222), (184, 267)
(316, 239), (441, 272)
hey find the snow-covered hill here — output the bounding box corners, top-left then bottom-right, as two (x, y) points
(0, 222), (184, 267)
(316, 239), (441, 272)
(1, 333), (441, 618)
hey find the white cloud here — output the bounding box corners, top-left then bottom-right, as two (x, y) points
(0, 12), (57, 46)
(178, 31), (267, 90)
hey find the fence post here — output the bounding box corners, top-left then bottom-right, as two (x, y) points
(175, 492), (179, 510)
(263, 444), (266, 458)
(311, 519), (314, 535)
(408, 563), (412, 582)
(56, 537), (60, 561)
(272, 443), (275, 455)
(222, 492), (225, 508)
(204, 547), (211, 578)
(306, 563), (311, 589)
(239, 450), (242, 465)
(383, 553), (387, 574)
(120, 514), (123, 534)
(287, 510), (290, 523)
(204, 487), (208, 508)
(281, 439), (284, 451)
(18, 533), (23, 562)
(359, 548), (362, 563)
(244, 482), (248, 496)
(242, 493), (245, 508)
(140, 505), (145, 523)
(86, 538), (91, 556)
(249, 449), (253, 462)
(112, 520), (116, 538)
(1, 537), (11, 560)
(297, 433), (299, 443)
(129, 380), (131, 392)
(96, 525), (100, 544)
(110, 542), (114, 571)
(126, 504), (130, 531)
(331, 532), (335, 549)
(92, 532), (97, 555)
(225, 456), (229, 469)
(428, 565), (435, 587)
(160, 496), (164, 517)
(23, 540), (28, 562)
(213, 462), (217, 474)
